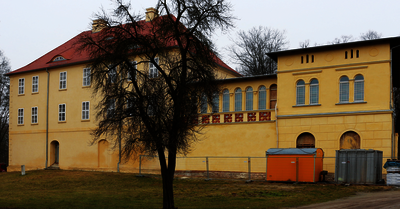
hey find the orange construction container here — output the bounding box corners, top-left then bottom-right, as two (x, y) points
(266, 148), (324, 182)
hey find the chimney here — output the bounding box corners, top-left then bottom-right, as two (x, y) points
(145, 7), (159, 22)
(92, 19), (107, 33)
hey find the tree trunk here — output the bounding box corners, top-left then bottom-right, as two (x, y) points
(158, 149), (176, 209)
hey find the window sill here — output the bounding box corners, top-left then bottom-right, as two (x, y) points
(58, 121), (66, 123)
(31, 123), (39, 125)
(293, 104), (321, 107)
(82, 85), (91, 88)
(17, 124), (24, 126)
(18, 94), (25, 96)
(336, 101), (367, 105)
(81, 119), (90, 122)
(59, 88), (67, 91)
(31, 92), (39, 95)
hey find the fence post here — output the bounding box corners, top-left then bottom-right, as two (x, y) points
(137, 155), (144, 177)
(205, 157), (210, 180)
(247, 157), (252, 182)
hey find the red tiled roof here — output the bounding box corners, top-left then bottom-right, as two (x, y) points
(6, 16), (240, 77)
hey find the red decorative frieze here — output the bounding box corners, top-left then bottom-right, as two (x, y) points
(248, 112), (256, 122)
(224, 114), (232, 123)
(259, 112), (271, 121)
(212, 115), (220, 123)
(202, 115), (210, 124)
(235, 113), (243, 122)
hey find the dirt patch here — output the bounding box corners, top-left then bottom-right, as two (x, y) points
(293, 190), (400, 209)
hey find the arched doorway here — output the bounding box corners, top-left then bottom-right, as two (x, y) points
(98, 140), (110, 167)
(50, 141), (59, 166)
(296, 132), (315, 148)
(340, 131), (360, 149)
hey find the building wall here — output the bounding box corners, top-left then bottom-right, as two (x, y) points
(7, 56), (242, 171)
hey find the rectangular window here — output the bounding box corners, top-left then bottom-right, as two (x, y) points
(32, 76), (39, 93)
(149, 58), (159, 78)
(58, 104), (66, 121)
(18, 78), (25, 94)
(31, 107), (38, 124)
(310, 86), (319, 104)
(127, 61), (137, 81)
(59, 72), (67, 89)
(18, 108), (24, 125)
(212, 94), (219, 113)
(107, 99), (115, 118)
(108, 65), (117, 83)
(200, 95), (207, 113)
(296, 86), (305, 105)
(339, 82), (349, 102)
(82, 102), (90, 120)
(83, 68), (91, 86)
(354, 81), (364, 101)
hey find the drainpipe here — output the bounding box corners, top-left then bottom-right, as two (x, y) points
(390, 45), (400, 159)
(117, 121), (121, 172)
(45, 68), (49, 168)
(275, 102), (279, 148)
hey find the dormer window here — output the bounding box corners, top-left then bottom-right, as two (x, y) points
(53, 56), (66, 62)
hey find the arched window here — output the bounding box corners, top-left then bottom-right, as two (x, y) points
(258, 86), (266, 110)
(245, 87), (253, 111)
(339, 76), (349, 103)
(235, 88), (242, 111)
(270, 84), (277, 109)
(212, 93), (219, 113)
(296, 80), (305, 105)
(354, 75), (364, 102)
(222, 89), (230, 112)
(309, 79), (319, 104)
(340, 131), (360, 149)
(296, 133), (315, 148)
(200, 94), (207, 113)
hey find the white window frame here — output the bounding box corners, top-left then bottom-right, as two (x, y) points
(296, 80), (305, 105)
(18, 78), (25, 94)
(58, 104), (66, 122)
(18, 108), (24, 125)
(339, 76), (349, 103)
(83, 68), (91, 86)
(31, 107), (38, 124)
(82, 101), (90, 120)
(108, 65), (117, 83)
(59, 72), (67, 90)
(245, 87), (253, 111)
(149, 58), (159, 78)
(309, 79), (319, 104)
(222, 89), (230, 112)
(32, 76), (39, 93)
(354, 75), (364, 102)
(234, 88), (242, 111)
(258, 86), (267, 110)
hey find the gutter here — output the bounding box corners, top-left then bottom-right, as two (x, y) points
(45, 68), (49, 168)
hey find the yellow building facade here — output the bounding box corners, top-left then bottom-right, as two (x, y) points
(6, 10), (400, 174)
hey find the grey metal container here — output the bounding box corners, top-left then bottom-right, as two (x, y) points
(335, 149), (382, 184)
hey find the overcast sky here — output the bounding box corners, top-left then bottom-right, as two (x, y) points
(1, 0), (399, 72)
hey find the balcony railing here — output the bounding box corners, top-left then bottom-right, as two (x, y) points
(198, 109), (275, 125)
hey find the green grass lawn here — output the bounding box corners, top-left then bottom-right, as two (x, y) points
(0, 170), (392, 209)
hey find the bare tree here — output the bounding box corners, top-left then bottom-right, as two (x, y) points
(360, 30), (382, 40)
(77, 0), (234, 208)
(330, 35), (354, 44)
(299, 39), (310, 48)
(0, 50), (10, 166)
(227, 26), (288, 76)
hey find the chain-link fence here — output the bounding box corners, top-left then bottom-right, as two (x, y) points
(138, 155), (394, 183)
